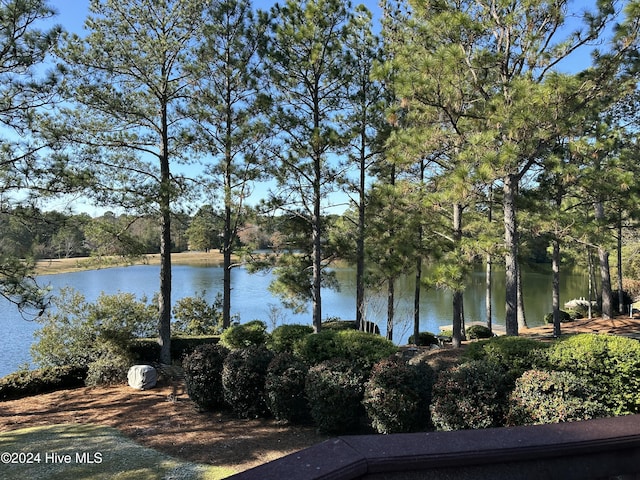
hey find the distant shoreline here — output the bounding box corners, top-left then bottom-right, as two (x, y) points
(34, 251), (232, 275)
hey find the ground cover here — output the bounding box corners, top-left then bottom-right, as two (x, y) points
(0, 424), (230, 479)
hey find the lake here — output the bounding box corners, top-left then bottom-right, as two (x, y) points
(0, 263), (589, 377)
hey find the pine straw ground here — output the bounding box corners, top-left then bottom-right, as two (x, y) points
(1, 315), (639, 476)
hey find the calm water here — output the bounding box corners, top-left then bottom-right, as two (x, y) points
(0, 264), (589, 377)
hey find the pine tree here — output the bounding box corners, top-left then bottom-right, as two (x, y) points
(263, 0), (356, 331)
(53, 0), (206, 363)
(0, 0), (60, 313)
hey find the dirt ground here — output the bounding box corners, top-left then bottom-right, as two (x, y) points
(1, 315), (639, 476)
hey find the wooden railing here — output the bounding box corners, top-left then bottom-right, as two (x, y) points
(228, 414), (640, 480)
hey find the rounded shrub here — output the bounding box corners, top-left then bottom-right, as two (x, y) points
(466, 324), (493, 340)
(463, 336), (549, 380)
(363, 356), (433, 434)
(265, 353), (310, 423)
(267, 324), (314, 353)
(295, 329), (397, 371)
(543, 334), (640, 415)
(543, 310), (572, 324)
(219, 320), (269, 349)
(305, 359), (366, 434)
(507, 369), (608, 426)
(407, 331), (439, 346)
(182, 343), (230, 412)
(222, 345), (274, 418)
(430, 360), (512, 431)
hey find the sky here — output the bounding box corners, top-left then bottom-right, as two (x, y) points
(41, 0), (622, 217)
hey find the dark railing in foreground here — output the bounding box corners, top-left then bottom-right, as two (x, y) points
(228, 414), (640, 480)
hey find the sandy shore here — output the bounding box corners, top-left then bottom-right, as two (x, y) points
(34, 251), (230, 275)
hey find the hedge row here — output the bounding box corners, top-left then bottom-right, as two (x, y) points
(429, 334), (640, 430)
(182, 332), (427, 434)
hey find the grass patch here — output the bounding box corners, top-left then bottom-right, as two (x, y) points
(0, 424), (235, 480)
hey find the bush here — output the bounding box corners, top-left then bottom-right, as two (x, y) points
(294, 329), (398, 370)
(407, 331), (439, 346)
(222, 346), (274, 418)
(463, 336), (549, 380)
(322, 319), (380, 334)
(130, 336), (220, 364)
(430, 360), (512, 431)
(182, 344), (230, 412)
(0, 365), (87, 400)
(543, 334), (640, 415)
(543, 310), (572, 324)
(85, 350), (134, 386)
(32, 289), (157, 370)
(305, 359), (366, 434)
(363, 356), (433, 434)
(507, 370), (608, 426)
(268, 324), (314, 353)
(172, 292), (235, 335)
(466, 325), (494, 340)
(219, 320), (269, 349)
(265, 353), (310, 423)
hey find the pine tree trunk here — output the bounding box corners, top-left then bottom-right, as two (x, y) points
(517, 263), (527, 329)
(158, 104), (172, 365)
(414, 255), (422, 346)
(452, 203), (463, 348)
(486, 255), (492, 332)
(503, 174), (519, 336)
(617, 214), (624, 314)
(552, 238), (561, 337)
(387, 277), (394, 341)
(599, 247), (613, 319)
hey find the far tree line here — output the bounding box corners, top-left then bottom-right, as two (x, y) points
(2, 0), (640, 363)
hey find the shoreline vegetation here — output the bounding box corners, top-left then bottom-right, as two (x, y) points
(34, 251), (232, 275)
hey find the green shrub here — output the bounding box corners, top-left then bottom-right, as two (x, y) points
(85, 350), (134, 386)
(507, 370), (608, 426)
(222, 346), (274, 418)
(407, 332), (439, 346)
(466, 325), (494, 340)
(543, 310), (572, 324)
(294, 329), (398, 370)
(265, 353), (310, 423)
(543, 334), (640, 415)
(268, 324), (314, 353)
(32, 289), (157, 370)
(305, 359), (366, 434)
(182, 344), (230, 412)
(0, 366), (87, 400)
(220, 320), (269, 349)
(322, 319), (380, 334)
(430, 360), (512, 431)
(172, 292), (235, 335)
(463, 336), (549, 379)
(130, 336), (220, 364)
(363, 356), (433, 434)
